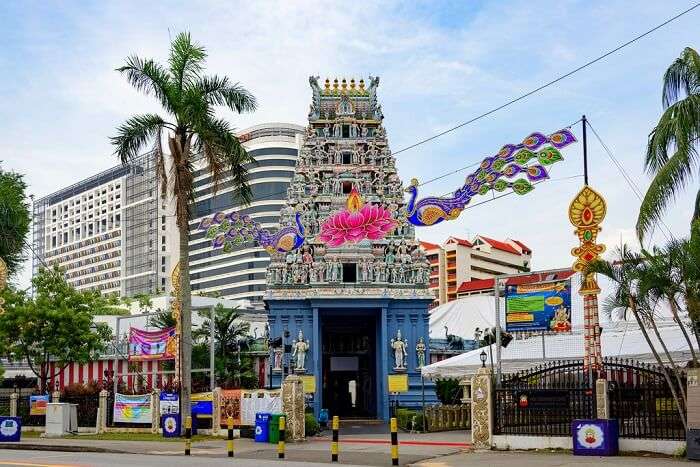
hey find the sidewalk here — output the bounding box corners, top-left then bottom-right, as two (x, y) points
(412, 450), (685, 466)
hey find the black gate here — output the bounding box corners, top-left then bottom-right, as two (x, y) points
(494, 360), (594, 436)
(494, 357), (686, 440)
(603, 358), (685, 440)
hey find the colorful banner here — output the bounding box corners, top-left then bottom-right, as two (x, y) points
(113, 393), (152, 424)
(219, 390), (242, 427)
(128, 327), (176, 361)
(29, 395), (49, 416)
(191, 392), (213, 418)
(159, 392), (179, 415)
(505, 280), (572, 333)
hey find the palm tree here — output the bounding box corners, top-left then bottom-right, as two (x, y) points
(111, 32), (256, 419)
(587, 246), (687, 430)
(637, 47), (700, 240)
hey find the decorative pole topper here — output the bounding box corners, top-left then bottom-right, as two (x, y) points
(568, 185), (607, 372)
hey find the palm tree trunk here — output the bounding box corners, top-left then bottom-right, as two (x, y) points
(630, 300), (687, 430)
(670, 297), (698, 364)
(648, 315), (687, 403)
(178, 219), (193, 429)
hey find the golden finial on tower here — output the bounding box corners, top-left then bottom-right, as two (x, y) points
(341, 78), (347, 93)
(359, 78), (365, 93)
(324, 78), (331, 93)
(333, 78), (339, 93)
(350, 78), (356, 93)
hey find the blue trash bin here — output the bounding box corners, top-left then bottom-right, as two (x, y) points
(161, 414), (181, 438)
(255, 412), (271, 443)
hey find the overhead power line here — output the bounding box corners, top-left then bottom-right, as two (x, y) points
(390, 2), (700, 157)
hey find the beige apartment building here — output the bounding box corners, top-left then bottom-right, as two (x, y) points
(420, 235), (532, 307)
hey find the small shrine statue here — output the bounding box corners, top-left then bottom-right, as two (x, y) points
(390, 329), (407, 371)
(415, 337), (427, 369)
(292, 330), (310, 373)
(273, 347), (284, 372)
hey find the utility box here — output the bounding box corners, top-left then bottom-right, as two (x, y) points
(45, 403), (78, 436)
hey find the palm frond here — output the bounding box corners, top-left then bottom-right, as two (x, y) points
(645, 94), (700, 173)
(169, 32), (206, 92)
(637, 142), (699, 239)
(116, 56), (174, 113)
(663, 47), (700, 108)
(196, 75), (257, 113)
(111, 114), (169, 163)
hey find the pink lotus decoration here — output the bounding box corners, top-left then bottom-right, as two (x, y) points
(319, 188), (398, 247)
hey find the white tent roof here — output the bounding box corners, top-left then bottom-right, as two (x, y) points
(422, 318), (692, 379)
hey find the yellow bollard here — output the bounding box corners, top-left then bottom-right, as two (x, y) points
(331, 415), (339, 462)
(227, 416), (234, 458)
(184, 415), (192, 456)
(277, 416), (286, 459)
(390, 417), (398, 466)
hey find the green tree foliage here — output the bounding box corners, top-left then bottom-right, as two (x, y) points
(638, 47), (700, 239)
(0, 265), (112, 391)
(112, 31), (256, 416)
(0, 165), (31, 276)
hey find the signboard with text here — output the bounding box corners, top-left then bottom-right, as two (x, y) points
(505, 280), (572, 333)
(387, 374), (408, 393)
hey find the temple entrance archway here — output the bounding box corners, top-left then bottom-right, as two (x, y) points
(321, 311), (378, 419)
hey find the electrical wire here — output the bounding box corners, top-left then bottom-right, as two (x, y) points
(584, 119), (674, 243)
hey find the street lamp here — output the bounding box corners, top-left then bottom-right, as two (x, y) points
(480, 350), (487, 368)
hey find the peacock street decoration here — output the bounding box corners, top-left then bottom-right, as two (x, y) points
(197, 210), (305, 254)
(198, 127), (576, 252)
(404, 128), (576, 227)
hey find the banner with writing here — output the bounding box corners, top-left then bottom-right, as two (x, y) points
(113, 393), (152, 424)
(191, 392), (213, 418)
(159, 392), (179, 415)
(219, 390), (241, 427)
(29, 395), (49, 416)
(128, 327), (176, 361)
(505, 280), (572, 333)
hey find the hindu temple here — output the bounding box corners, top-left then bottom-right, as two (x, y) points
(265, 76), (436, 420)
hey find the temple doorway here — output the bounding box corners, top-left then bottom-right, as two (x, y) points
(321, 312), (378, 419)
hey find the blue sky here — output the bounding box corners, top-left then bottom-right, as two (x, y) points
(1, 0), (699, 290)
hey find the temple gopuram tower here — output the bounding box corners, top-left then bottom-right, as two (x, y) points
(265, 76), (435, 420)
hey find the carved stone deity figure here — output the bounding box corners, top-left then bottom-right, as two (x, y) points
(308, 76), (321, 120)
(374, 260), (385, 282)
(360, 259), (369, 282)
(335, 259), (343, 282)
(323, 124), (331, 138)
(390, 329), (407, 371)
(360, 124), (368, 137)
(309, 263), (318, 283)
(350, 122), (359, 138)
(273, 347), (284, 372)
(416, 337), (427, 369)
(315, 261), (326, 282)
(334, 148), (343, 165)
(333, 123), (341, 138)
(292, 330), (310, 373)
(367, 260), (375, 282)
(322, 176), (332, 194)
(326, 259), (335, 282)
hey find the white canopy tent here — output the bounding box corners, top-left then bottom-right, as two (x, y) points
(422, 318), (693, 379)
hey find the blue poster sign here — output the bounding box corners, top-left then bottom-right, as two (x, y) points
(159, 392), (179, 415)
(505, 280), (572, 332)
(0, 417), (21, 442)
(161, 414), (181, 438)
(572, 419), (619, 456)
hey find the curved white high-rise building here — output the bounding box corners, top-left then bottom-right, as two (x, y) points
(188, 122), (304, 307)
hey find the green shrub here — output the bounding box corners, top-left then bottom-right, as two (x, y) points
(305, 413), (320, 436)
(396, 408), (424, 431)
(436, 379), (462, 405)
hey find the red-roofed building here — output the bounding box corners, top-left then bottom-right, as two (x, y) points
(456, 269), (575, 297)
(419, 235), (533, 307)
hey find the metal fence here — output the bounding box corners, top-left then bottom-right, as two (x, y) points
(494, 360), (594, 437)
(494, 358), (686, 440)
(604, 359), (685, 440)
(0, 395), (9, 416)
(17, 396), (45, 427)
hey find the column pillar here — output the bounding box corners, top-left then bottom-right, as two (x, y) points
(470, 367), (493, 450)
(281, 375), (305, 441)
(98, 389), (109, 434)
(212, 387), (222, 435)
(596, 378), (609, 419)
(151, 388), (161, 434)
(9, 393), (18, 418)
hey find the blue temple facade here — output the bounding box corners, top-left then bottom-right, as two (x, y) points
(265, 77), (436, 421)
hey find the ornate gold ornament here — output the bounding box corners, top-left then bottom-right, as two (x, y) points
(171, 261), (182, 383)
(569, 185), (607, 294)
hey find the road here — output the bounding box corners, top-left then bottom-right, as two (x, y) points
(0, 449), (366, 467)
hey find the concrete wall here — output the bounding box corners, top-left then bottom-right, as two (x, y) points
(493, 434), (685, 455)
